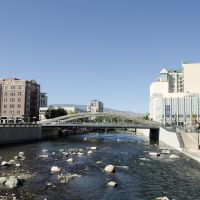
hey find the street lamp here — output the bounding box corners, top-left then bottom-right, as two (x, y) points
(33, 116), (36, 124)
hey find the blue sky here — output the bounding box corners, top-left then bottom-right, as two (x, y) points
(0, 0), (200, 113)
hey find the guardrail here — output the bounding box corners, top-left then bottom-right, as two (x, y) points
(0, 123), (41, 128)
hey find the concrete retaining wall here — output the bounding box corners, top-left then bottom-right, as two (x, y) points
(41, 127), (60, 139)
(159, 127), (182, 151)
(0, 125), (41, 144)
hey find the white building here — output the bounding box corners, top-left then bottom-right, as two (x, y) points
(150, 62), (200, 126)
(87, 100), (104, 113)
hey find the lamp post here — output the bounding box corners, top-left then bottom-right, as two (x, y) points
(33, 116), (36, 124)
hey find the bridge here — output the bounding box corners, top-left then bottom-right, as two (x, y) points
(39, 112), (160, 143)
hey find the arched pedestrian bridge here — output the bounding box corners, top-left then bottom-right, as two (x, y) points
(39, 112), (160, 143)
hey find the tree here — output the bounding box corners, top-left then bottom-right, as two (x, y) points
(45, 107), (68, 119)
(143, 113), (150, 120)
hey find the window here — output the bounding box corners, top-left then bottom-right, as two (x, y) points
(4, 98), (7, 102)
(18, 92), (22, 96)
(10, 98), (15, 102)
(4, 92), (7, 96)
(10, 104), (15, 108)
(18, 98), (21, 102)
(17, 104), (21, 108)
(4, 104), (7, 108)
(17, 110), (20, 114)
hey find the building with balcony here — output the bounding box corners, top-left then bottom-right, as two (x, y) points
(0, 78), (40, 123)
(150, 62), (200, 126)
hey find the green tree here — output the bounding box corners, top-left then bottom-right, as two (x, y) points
(45, 107), (68, 119)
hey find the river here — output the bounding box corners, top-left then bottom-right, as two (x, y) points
(0, 133), (200, 200)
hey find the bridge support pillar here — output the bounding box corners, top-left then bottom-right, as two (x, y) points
(149, 128), (159, 145)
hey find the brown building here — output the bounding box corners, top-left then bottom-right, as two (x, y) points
(0, 78), (40, 123)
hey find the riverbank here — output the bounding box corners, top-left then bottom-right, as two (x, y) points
(139, 128), (200, 163)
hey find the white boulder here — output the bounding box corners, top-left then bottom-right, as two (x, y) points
(169, 154), (179, 159)
(9, 159), (16, 165)
(67, 158), (74, 162)
(1, 161), (10, 166)
(149, 152), (160, 156)
(155, 197), (169, 200)
(15, 163), (21, 167)
(18, 152), (24, 157)
(90, 147), (97, 150)
(0, 177), (8, 184)
(107, 181), (117, 187)
(51, 166), (61, 173)
(87, 151), (92, 154)
(104, 165), (115, 173)
(77, 152), (84, 156)
(5, 176), (19, 188)
(161, 149), (170, 154)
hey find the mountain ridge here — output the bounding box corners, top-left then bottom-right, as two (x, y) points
(50, 104), (144, 117)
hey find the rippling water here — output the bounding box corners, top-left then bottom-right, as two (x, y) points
(0, 133), (200, 200)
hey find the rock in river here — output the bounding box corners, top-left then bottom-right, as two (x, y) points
(1, 161), (10, 166)
(104, 165), (115, 173)
(18, 152), (24, 157)
(51, 166), (61, 173)
(169, 154), (179, 159)
(0, 177), (8, 184)
(5, 176), (19, 188)
(90, 147), (97, 150)
(67, 158), (74, 162)
(155, 196), (169, 200)
(107, 181), (117, 187)
(149, 152), (160, 157)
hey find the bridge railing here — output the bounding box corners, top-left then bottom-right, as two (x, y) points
(0, 123), (41, 128)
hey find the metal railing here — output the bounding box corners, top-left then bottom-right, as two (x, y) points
(0, 123), (41, 128)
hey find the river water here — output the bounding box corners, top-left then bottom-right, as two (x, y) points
(0, 133), (200, 200)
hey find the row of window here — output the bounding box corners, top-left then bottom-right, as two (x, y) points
(3, 110), (21, 115)
(3, 85), (23, 90)
(4, 92), (22, 96)
(3, 104), (21, 108)
(4, 98), (21, 102)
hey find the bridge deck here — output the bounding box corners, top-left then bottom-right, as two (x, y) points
(42, 123), (159, 129)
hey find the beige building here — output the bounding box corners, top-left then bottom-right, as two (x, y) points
(150, 62), (200, 126)
(0, 78), (40, 123)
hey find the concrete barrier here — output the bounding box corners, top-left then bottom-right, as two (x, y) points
(0, 124), (41, 144)
(41, 127), (60, 139)
(159, 127), (182, 151)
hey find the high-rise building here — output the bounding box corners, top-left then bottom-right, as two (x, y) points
(0, 78), (40, 123)
(150, 62), (200, 126)
(87, 100), (104, 113)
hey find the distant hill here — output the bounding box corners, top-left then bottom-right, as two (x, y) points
(50, 104), (144, 117)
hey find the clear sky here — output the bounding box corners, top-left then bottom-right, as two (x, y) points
(0, 0), (200, 114)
